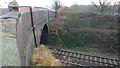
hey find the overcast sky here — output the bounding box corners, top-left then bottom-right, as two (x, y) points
(0, 0), (119, 8)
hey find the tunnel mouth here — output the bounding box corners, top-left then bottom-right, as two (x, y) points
(40, 24), (49, 45)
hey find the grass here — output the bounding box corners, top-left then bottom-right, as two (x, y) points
(0, 36), (2, 67)
(1, 18), (20, 66)
(62, 13), (118, 54)
(30, 45), (62, 66)
(49, 11), (119, 59)
(2, 36), (21, 66)
(49, 33), (62, 47)
(49, 27), (118, 56)
(63, 13), (118, 30)
(72, 48), (119, 59)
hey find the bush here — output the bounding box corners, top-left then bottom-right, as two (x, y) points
(30, 45), (62, 66)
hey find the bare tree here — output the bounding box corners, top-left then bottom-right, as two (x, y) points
(52, 0), (62, 10)
(91, 0), (118, 15)
(52, 0), (62, 17)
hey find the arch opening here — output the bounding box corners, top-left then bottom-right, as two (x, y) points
(40, 24), (49, 45)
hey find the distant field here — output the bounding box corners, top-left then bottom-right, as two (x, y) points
(72, 28), (118, 33)
(0, 36), (2, 67)
(1, 18), (20, 66)
(2, 36), (20, 66)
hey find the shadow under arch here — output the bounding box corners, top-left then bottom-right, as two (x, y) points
(40, 24), (49, 45)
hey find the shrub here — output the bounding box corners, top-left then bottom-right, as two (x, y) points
(30, 45), (62, 66)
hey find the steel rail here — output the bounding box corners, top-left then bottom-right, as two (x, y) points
(49, 48), (120, 67)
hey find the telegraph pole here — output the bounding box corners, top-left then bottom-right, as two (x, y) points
(29, 6), (37, 47)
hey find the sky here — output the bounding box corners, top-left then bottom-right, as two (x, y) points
(0, 0), (119, 8)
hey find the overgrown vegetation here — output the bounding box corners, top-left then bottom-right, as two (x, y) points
(49, 4), (119, 56)
(91, 0), (119, 15)
(30, 45), (62, 66)
(70, 0), (119, 15)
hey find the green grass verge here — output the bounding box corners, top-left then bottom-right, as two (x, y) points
(2, 36), (20, 66)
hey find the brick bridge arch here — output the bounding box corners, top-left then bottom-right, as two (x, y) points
(40, 24), (49, 45)
(16, 6), (54, 66)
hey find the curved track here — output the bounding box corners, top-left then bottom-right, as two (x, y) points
(49, 48), (120, 67)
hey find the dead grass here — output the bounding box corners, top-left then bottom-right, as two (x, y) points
(0, 32), (16, 38)
(77, 28), (118, 33)
(30, 45), (62, 66)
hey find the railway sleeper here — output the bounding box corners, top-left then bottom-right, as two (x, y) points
(49, 48), (120, 66)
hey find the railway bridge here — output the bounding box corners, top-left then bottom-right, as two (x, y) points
(1, 6), (55, 66)
(1, 6), (120, 67)
(17, 6), (55, 66)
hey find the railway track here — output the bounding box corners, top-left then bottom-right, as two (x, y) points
(49, 48), (120, 67)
